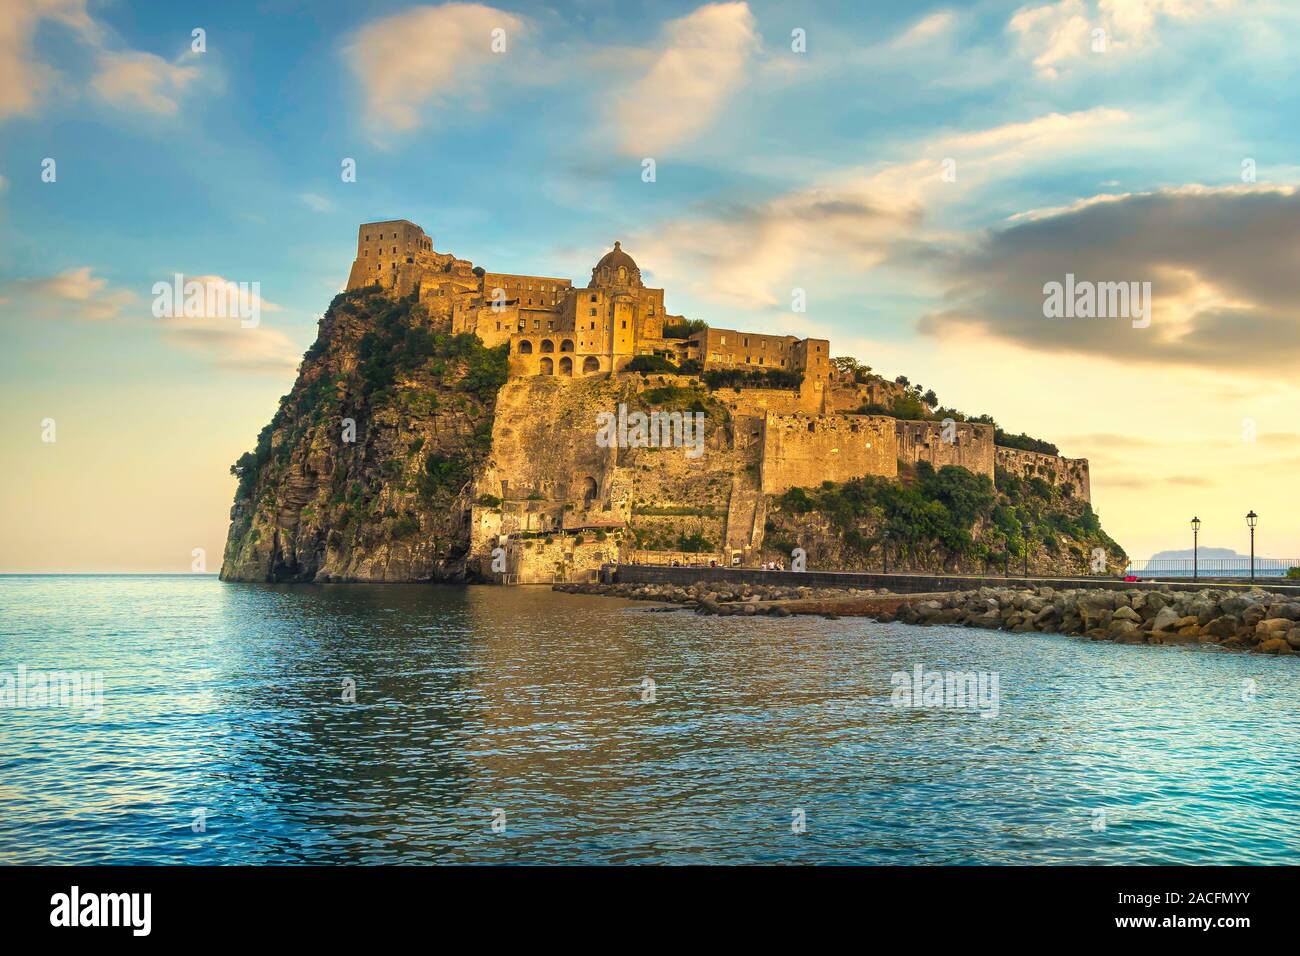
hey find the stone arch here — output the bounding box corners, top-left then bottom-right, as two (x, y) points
(581, 476), (598, 509)
(559, 356), (573, 376)
(540, 339), (555, 353)
(540, 357), (554, 375)
(518, 339), (533, 354)
(560, 339), (574, 352)
(582, 356), (600, 374)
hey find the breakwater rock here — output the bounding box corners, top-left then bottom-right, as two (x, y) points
(553, 581), (1300, 654)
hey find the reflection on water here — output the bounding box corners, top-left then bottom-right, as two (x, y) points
(0, 576), (1297, 864)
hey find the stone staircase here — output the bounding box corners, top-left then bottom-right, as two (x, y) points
(723, 478), (766, 559)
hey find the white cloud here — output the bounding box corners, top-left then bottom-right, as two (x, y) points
(607, 1), (758, 156)
(893, 11), (957, 47)
(0, 0), (98, 119)
(90, 50), (200, 115)
(1, 266), (134, 321)
(1009, 0), (1238, 78)
(1, 268), (299, 372)
(153, 275), (299, 372)
(299, 192), (336, 213)
(627, 107), (1133, 308)
(344, 3), (525, 134)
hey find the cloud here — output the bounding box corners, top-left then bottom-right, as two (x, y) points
(152, 275), (300, 372)
(344, 3), (525, 134)
(918, 185), (1300, 372)
(299, 192), (336, 213)
(624, 107), (1131, 309)
(607, 2), (758, 156)
(90, 50), (200, 115)
(0, 0), (98, 119)
(0, 266), (134, 320)
(0, 268), (299, 372)
(894, 11), (957, 47)
(1009, 0), (1238, 78)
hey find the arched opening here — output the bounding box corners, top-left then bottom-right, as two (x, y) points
(560, 339), (574, 352)
(582, 356), (600, 374)
(581, 476), (598, 509)
(559, 356), (573, 376)
(540, 339), (555, 353)
(540, 357), (554, 375)
(518, 340), (533, 354)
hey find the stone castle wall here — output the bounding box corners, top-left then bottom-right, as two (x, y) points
(896, 420), (996, 479)
(759, 413), (897, 493)
(995, 446), (1091, 502)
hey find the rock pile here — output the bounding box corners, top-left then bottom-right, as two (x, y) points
(891, 585), (1298, 654)
(553, 581), (1300, 654)
(553, 580), (881, 616)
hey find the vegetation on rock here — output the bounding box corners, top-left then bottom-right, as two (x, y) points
(764, 460), (1124, 574)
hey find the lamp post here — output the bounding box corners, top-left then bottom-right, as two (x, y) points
(1191, 516), (1201, 581)
(1246, 511), (1258, 582)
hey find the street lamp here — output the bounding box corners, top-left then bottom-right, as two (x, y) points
(1190, 516), (1201, 581)
(1246, 511), (1258, 582)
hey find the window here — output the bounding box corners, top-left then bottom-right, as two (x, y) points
(621, 321), (627, 329)
(743, 338), (749, 347)
(590, 294), (597, 302)
(590, 322), (596, 330)
(590, 308), (597, 316)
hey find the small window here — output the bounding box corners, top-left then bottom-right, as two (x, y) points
(589, 308), (596, 316)
(590, 294), (597, 302)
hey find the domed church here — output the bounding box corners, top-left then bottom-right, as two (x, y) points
(503, 239), (678, 377)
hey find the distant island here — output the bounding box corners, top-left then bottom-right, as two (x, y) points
(220, 220), (1124, 584)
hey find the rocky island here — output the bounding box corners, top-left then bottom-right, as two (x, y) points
(221, 220), (1124, 584)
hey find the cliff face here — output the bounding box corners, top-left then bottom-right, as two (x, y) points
(219, 288), (507, 582)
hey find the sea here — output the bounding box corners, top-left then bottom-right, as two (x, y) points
(0, 575), (1296, 864)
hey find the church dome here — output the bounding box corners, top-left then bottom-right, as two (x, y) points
(591, 241), (642, 288)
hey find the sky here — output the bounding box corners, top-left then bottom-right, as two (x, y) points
(1, 0), (1298, 572)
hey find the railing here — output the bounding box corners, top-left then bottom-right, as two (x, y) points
(1125, 558), (1300, 579)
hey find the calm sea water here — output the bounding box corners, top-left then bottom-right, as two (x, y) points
(1, 575), (1296, 865)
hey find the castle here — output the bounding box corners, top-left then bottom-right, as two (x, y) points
(345, 219), (833, 386)
(340, 219), (1091, 580)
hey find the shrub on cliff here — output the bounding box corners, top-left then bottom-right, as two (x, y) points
(703, 367), (803, 390)
(625, 354), (680, 374)
(768, 461), (1122, 571)
(993, 429), (1059, 456)
(662, 318), (708, 339)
